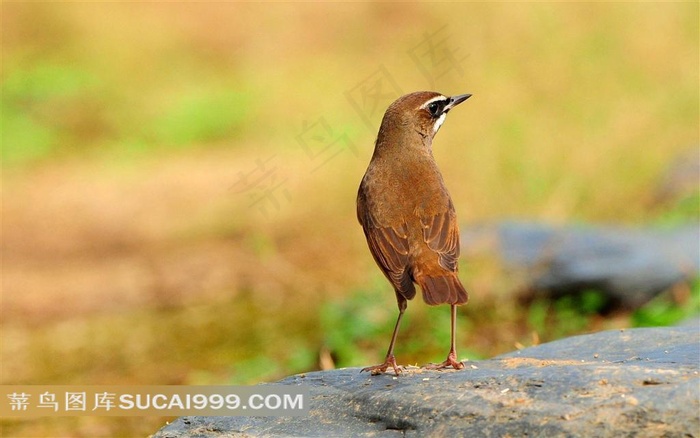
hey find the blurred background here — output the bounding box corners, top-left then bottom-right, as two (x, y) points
(2, 3), (698, 437)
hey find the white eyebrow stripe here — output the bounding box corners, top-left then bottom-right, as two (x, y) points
(420, 95), (448, 109)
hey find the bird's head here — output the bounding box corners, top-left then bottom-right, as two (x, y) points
(378, 91), (471, 145)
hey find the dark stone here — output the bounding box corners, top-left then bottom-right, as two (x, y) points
(153, 325), (700, 437)
(461, 222), (699, 310)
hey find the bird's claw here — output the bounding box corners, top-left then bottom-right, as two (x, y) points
(425, 352), (465, 370)
(361, 355), (403, 376)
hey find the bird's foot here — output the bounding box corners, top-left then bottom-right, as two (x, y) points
(425, 351), (465, 371)
(361, 354), (403, 376)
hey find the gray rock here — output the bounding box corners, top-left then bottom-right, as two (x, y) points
(461, 222), (700, 310)
(153, 325), (700, 438)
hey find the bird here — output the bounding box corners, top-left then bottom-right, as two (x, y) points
(356, 91), (471, 376)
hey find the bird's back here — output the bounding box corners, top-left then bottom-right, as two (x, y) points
(357, 152), (468, 306)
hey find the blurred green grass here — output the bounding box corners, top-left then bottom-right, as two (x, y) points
(2, 2), (698, 437)
(2, 60), (253, 165)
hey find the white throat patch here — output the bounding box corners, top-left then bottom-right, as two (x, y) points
(433, 113), (446, 133)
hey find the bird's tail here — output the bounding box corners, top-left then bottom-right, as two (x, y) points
(417, 275), (469, 306)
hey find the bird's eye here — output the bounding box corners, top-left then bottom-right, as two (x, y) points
(427, 102), (440, 117)
(426, 100), (448, 118)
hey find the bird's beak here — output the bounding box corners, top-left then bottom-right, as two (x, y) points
(444, 94), (472, 112)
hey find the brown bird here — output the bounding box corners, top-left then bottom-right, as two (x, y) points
(357, 91), (471, 376)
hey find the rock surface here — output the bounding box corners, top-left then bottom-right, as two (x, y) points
(461, 222), (699, 310)
(154, 325), (700, 437)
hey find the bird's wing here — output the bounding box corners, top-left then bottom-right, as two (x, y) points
(420, 199), (460, 272)
(357, 193), (414, 298)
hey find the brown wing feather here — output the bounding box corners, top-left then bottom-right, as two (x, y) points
(357, 193), (416, 300)
(417, 200), (468, 305)
(420, 200), (460, 272)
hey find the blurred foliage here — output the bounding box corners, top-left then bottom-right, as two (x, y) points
(2, 2), (698, 437)
(150, 89), (251, 148)
(526, 290), (609, 342)
(654, 193), (700, 226)
(1, 59), (253, 165)
(2, 62), (99, 165)
(632, 279), (700, 327)
(320, 286), (394, 368)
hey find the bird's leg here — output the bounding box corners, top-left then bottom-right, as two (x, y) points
(361, 306), (405, 376)
(426, 304), (465, 370)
